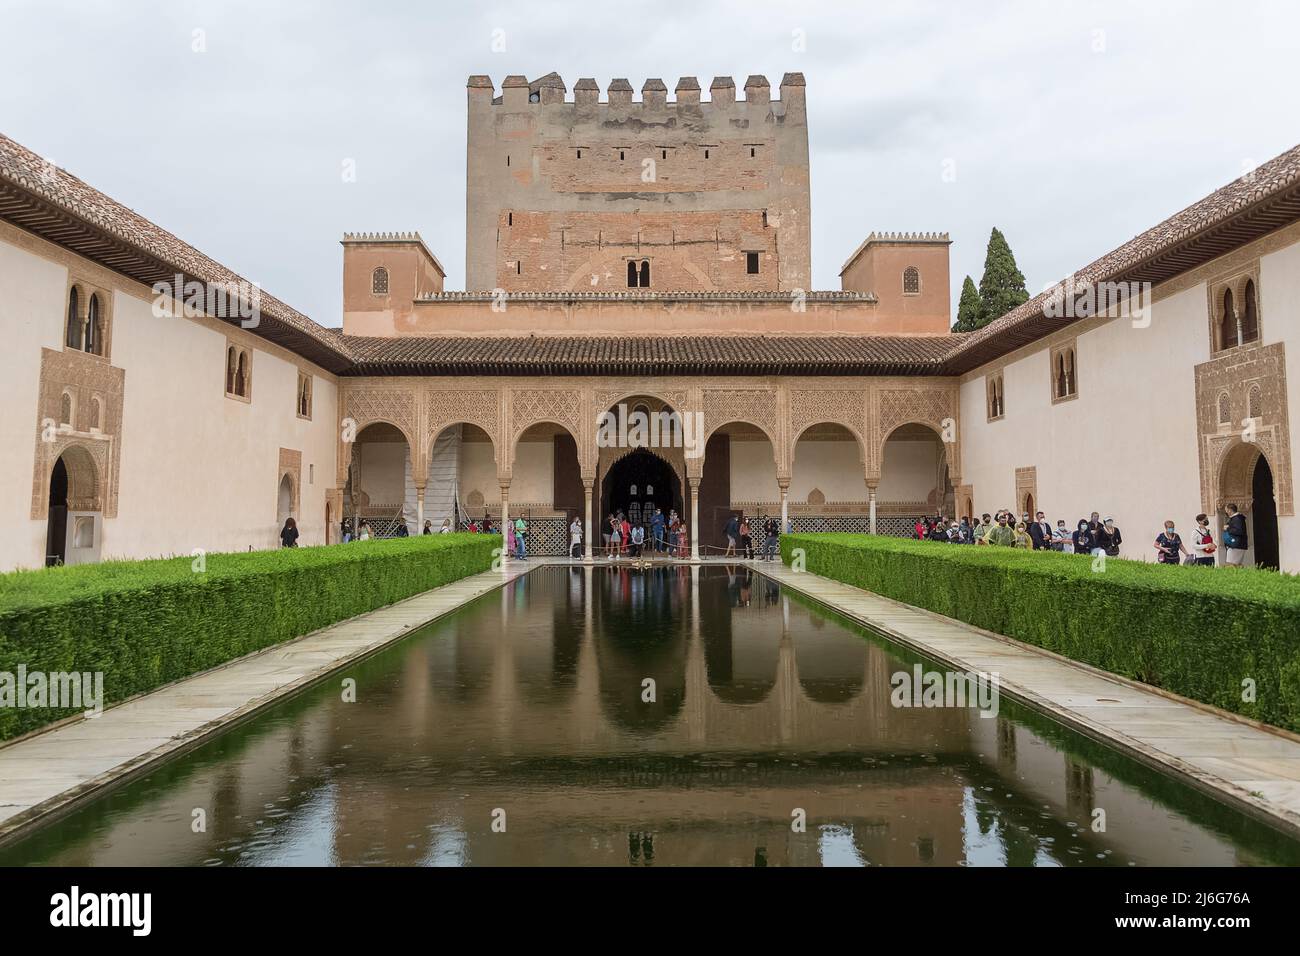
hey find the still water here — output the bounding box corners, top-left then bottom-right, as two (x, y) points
(3, 565), (1297, 866)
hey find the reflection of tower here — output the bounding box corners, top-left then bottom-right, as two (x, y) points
(575, 565), (600, 745)
(685, 564), (706, 745)
(1065, 756), (1095, 819)
(777, 595), (796, 744)
(996, 716), (1017, 765)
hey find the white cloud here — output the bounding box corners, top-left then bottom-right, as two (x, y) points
(1, 0), (1296, 326)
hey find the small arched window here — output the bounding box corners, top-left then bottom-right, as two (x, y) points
(371, 267), (389, 295)
(90, 397), (101, 430)
(235, 351), (248, 397)
(1248, 385), (1262, 420)
(65, 287), (82, 350)
(903, 267), (920, 294)
(226, 347), (237, 394)
(1217, 392), (1231, 425)
(627, 261), (638, 288)
(85, 294), (102, 355)
(639, 260), (650, 287)
(1219, 287), (1238, 350)
(59, 391), (73, 426)
(1242, 280), (1259, 343)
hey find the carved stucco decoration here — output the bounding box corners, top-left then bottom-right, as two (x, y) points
(790, 387), (868, 462)
(30, 347), (124, 519)
(1014, 466), (1038, 516)
(508, 388), (587, 475)
(872, 386), (960, 482)
(338, 384), (420, 485)
(701, 388), (780, 444)
(427, 387), (501, 451)
(1195, 342), (1293, 516)
(278, 447), (302, 519)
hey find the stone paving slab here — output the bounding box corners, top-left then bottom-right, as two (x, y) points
(0, 561), (528, 844)
(758, 561), (1300, 838)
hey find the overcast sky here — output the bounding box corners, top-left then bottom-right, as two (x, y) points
(3, 0), (1298, 328)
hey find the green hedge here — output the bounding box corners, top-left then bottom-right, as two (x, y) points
(780, 533), (1300, 731)
(0, 534), (500, 740)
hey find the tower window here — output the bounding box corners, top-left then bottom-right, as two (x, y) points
(661, 150), (667, 160)
(750, 147), (756, 158)
(576, 149), (582, 159)
(1242, 279), (1259, 343)
(619, 150), (625, 161)
(371, 267), (389, 295)
(746, 252), (759, 275)
(65, 286), (82, 350)
(639, 260), (650, 287)
(627, 261), (638, 288)
(704, 149), (710, 159)
(508, 212), (513, 226)
(903, 266), (920, 295)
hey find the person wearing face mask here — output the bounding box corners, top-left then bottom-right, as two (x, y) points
(1155, 520), (1188, 565)
(1072, 519), (1093, 555)
(1094, 516), (1122, 557)
(1188, 513), (1217, 566)
(1052, 520), (1072, 553)
(986, 512), (1017, 547)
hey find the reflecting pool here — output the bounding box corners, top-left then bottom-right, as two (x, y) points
(3, 565), (1297, 866)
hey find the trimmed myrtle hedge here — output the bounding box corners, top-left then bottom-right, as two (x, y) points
(0, 534), (500, 740)
(780, 533), (1300, 732)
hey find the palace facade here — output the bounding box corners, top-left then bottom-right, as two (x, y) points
(2, 72), (1298, 571)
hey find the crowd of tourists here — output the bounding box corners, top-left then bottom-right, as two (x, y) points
(296, 501), (1251, 570)
(912, 503), (1251, 566)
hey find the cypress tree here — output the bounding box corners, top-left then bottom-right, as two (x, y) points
(953, 275), (981, 332)
(975, 227), (1029, 328)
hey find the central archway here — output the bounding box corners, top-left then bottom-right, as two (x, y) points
(600, 450), (682, 551)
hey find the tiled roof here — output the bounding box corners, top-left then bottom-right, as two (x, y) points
(0, 133), (354, 372)
(345, 335), (957, 376)
(3, 127), (1300, 379)
(946, 142), (1300, 373)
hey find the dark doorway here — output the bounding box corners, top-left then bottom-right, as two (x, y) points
(1252, 455), (1279, 569)
(46, 456), (69, 566)
(600, 450), (681, 540)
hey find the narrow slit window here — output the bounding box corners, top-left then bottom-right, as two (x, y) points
(746, 252), (759, 275)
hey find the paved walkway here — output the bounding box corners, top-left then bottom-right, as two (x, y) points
(0, 561), (529, 843)
(758, 561), (1300, 837)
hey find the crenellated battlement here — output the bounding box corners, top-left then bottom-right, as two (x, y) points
(342, 231), (425, 244)
(466, 72), (806, 108)
(863, 231), (952, 244)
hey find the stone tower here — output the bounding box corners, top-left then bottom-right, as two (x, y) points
(464, 72), (811, 293)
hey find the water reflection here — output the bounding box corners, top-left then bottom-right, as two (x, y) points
(2, 565), (1297, 867)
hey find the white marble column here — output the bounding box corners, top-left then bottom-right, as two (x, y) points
(868, 482), (878, 535)
(583, 478), (594, 564)
(689, 477), (701, 562)
(499, 481), (510, 561)
(416, 484), (425, 533)
(779, 480), (790, 533)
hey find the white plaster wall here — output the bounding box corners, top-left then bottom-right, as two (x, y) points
(878, 439), (941, 504)
(354, 442), (407, 505)
(459, 440), (499, 504)
(790, 440), (868, 502)
(105, 291), (340, 557)
(729, 438), (780, 501)
(0, 240), (64, 571)
(512, 441), (554, 505)
(959, 283), (1210, 562)
(1, 234), (341, 569)
(1263, 242), (1300, 571)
